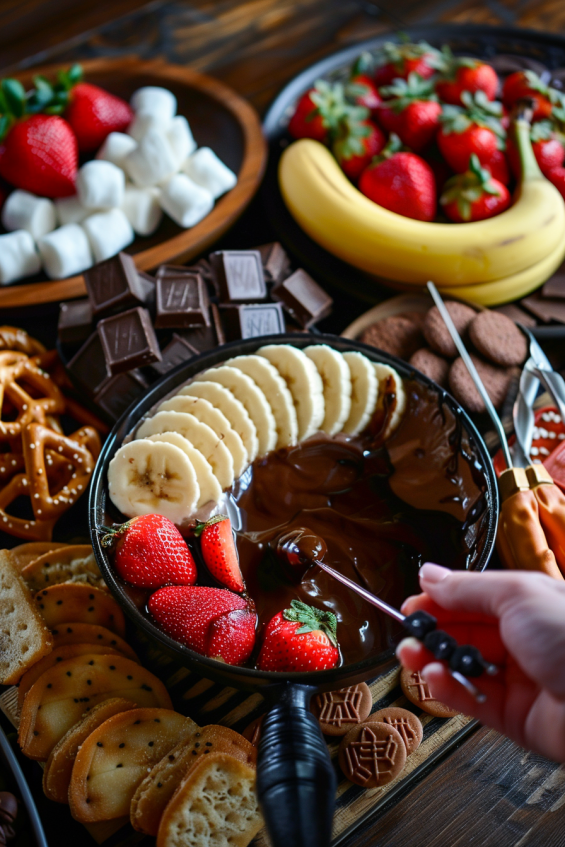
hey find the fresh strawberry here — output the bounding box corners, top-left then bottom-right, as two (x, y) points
(440, 153), (511, 222)
(434, 50), (498, 106)
(288, 80), (351, 143)
(546, 166), (565, 201)
(194, 515), (245, 593)
(347, 55), (382, 116)
(0, 114), (77, 197)
(148, 585), (256, 665)
(65, 82), (133, 152)
(359, 133), (437, 221)
(333, 118), (386, 182)
(437, 91), (506, 173)
(102, 514), (197, 589)
(256, 600), (339, 672)
(484, 148), (510, 185)
(506, 120), (565, 178)
(502, 71), (561, 121)
(374, 41), (439, 88)
(377, 73), (441, 152)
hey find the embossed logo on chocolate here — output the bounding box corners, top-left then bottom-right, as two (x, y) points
(223, 253), (265, 299)
(411, 671), (433, 702)
(109, 311), (142, 356)
(343, 726), (399, 785)
(316, 686), (363, 728)
(240, 304), (285, 338)
(383, 716), (417, 746)
(162, 278), (200, 311)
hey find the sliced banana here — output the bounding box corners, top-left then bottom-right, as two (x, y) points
(158, 395), (248, 477)
(108, 439), (199, 523)
(145, 433), (222, 509)
(342, 351), (378, 435)
(258, 344), (324, 441)
(225, 354), (298, 448)
(136, 411), (234, 490)
(178, 381), (259, 463)
(304, 345), (352, 436)
(194, 366), (277, 457)
(374, 364), (407, 440)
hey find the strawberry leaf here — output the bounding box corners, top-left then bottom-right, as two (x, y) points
(193, 514), (228, 537)
(283, 600), (338, 647)
(2, 79), (26, 118)
(0, 114), (11, 142)
(379, 72), (437, 111)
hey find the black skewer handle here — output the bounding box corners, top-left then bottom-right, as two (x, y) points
(403, 611), (490, 677)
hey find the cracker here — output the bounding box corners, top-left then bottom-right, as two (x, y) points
(22, 545), (103, 591)
(131, 725), (256, 836)
(18, 654), (172, 760)
(10, 542), (68, 571)
(156, 752), (262, 847)
(43, 698), (137, 804)
(18, 643), (127, 708)
(69, 708), (198, 823)
(33, 583), (125, 635)
(0, 549), (53, 684)
(51, 622), (138, 662)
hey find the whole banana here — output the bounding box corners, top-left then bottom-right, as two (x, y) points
(278, 120), (565, 287)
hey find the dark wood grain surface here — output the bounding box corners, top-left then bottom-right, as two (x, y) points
(3, 2), (565, 846)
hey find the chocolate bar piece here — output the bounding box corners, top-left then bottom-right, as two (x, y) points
(257, 242), (291, 284)
(67, 330), (109, 394)
(220, 302), (285, 340)
(98, 307), (162, 375)
(155, 270), (210, 329)
(541, 265), (565, 299)
(494, 303), (537, 327)
(94, 370), (148, 420)
(521, 294), (565, 324)
(84, 252), (151, 317)
(272, 268), (332, 328)
(210, 250), (267, 303)
(151, 334), (200, 376)
(58, 299), (93, 345)
(178, 303), (225, 351)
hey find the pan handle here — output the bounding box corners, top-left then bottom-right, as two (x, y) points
(257, 683), (336, 847)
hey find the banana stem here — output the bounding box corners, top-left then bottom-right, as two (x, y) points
(514, 117), (544, 183)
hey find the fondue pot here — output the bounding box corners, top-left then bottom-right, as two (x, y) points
(89, 333), (498, 847)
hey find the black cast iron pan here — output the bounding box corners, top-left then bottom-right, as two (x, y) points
(89, 333), (499, 847)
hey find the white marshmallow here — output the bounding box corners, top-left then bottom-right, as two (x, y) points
(1, 190), (56, 241)
(182, 147), (237, 199)
(121, 186), (162, 236)
(55, 195), (90, 226)
(37, 224), (93, 279)
(130, 86), (177, 122)
(166, 116), (196, 168)
(82, 208), (134, 263)
(0, 230), (41, 285)
(160, 174), (214, 228)
(76, 160), (125, 210)
(125, 129), (178, 187)
(96, 132), (137, 169)
(127, 113), (169, 143)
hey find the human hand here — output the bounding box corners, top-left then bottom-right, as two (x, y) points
(397, 563), (565, 762)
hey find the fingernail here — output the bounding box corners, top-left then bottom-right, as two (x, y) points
(395, 637), (420, 661)
(420, 563), (450, 584)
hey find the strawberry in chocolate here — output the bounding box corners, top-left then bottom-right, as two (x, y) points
(377, 73), (442, 152)
(256, 600), (339, 672)
(437, 90), (506, 173)
(288, 80), (350, 143)
(374, 41), (439, 88)
(434, 49), (498, 106)
(440, 153), (510, 222)
(333, 117), (386, 182)
(194, 515), (245, 593)
(102, 514), (197, 589)
(359, 133), (437, 222)
(148, 585), (256, 665)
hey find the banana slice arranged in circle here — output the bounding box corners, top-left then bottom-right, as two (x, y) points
(374, 364), (407, 440)
(158, 395), (248, 478)
(342, 351), (378, 435)
(258, 344), (324, 441)
(108, 439), (199, 523)
(179, 381), (259, 463)
(145, 433), (222, 509)
(194, 365), (277, 457)
(136, 410), (234, 490)
(225, 354), (298, 448)
(305, 345), (352, 436)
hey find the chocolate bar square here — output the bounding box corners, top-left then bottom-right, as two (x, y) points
(94, 370), (148, 420)
(98, 307), (162, 375)
(58, 299), (93, 345)
(151, 334), (200, 376)
(271, 269), (332, 328)
(210, 250), (267, 302)
(67, 330), (110, 394)
(84, 252), (151, 317)
(220, 302), (285, 340)
(521, 294), (565, 324)
(256, 242), (291, 284)
(541, 265), (565, 300)
(155, 270), (210, 328)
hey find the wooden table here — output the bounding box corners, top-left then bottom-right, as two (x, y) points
(2, 2), (565, 845)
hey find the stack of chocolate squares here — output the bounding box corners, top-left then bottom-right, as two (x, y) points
(60, 244), (333, 422)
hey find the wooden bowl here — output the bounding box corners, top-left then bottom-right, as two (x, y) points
(0, 57), (267, 308)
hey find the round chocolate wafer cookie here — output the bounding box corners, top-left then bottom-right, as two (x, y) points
(468, 310), (528, 367)
(400, 667), (459, 718)
(311, 682), (372, 736)
(338, 721), (406, 787)
(449, 354), (513, 414)
(423, 302), (476, 358)
(369, 707), (423, 755)
(361, 316), (423, 360)
(409, 348), (449, 387)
